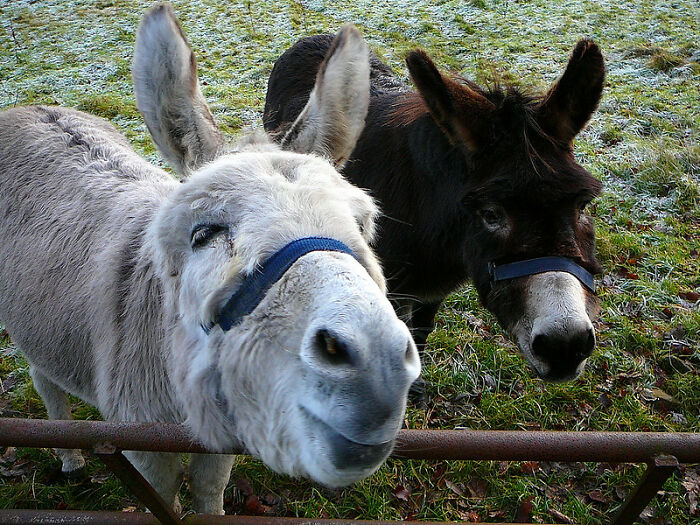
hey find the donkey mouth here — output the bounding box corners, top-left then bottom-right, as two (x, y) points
(524, 352), (588, 383)
(537, 359), (588, 383)
(299, 405), (394, 470)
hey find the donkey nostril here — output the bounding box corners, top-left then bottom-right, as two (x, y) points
(314, 329), (353, 366)
(405, 341), (414, 361)
(580, 328), (595, 359)
(531, 333), (556, 363)
(569, 328), (595, 360)
(532, 328), (596, 364)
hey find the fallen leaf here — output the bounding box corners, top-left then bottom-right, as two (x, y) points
(456, 509), (480, 522)
(665, 355), (692, 373)
(261, 492), (280, 506)
(588, 489), (610, 504)
(679, 291), (700, 302)
(514, 496), (534, 522)
(235, 478), (254, 496)
(393, 484), (410, 501)
(577, 402), (594, 416)
(615, 485), (627, 500)
(642, 388), (681, 411)
(245, 495), (267, 515)
(0, 447), (17, 464)
(90, 472), (111, 484)
(431, 463), (447, 480)
(671, 341), (693, 356)
(445, 480), (465, 498)
(616, 266), (639, 280)
(466, 478), (488, 499)
(690, 491), (698, 516)
(0, 459), (31, 478)
(598, 392), (612, 408)
(549, 508), (573, 524)
(0, 376), (18, 395)
(670, 412), (688, 425)
(520, 461), (540, 475)
(682, 469), (700, 515)
(122, 506), (136, 512)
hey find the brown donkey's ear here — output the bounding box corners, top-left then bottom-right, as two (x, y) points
(537, 39), (605, 144)
(406, 50), (494, 150)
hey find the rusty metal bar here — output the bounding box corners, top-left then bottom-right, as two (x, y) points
(93, 443), (180, 525)
(0, 419), (695, 525)
(0, 510), (160, 524)
(393, 429), (700, 463)
(0, 511), (568, 525)
(0, 418), (213, 454)
(1, 418), (698, 463)
(610, 455), (679, 525)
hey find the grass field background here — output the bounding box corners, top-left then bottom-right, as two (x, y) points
(0, 0), (698, 523)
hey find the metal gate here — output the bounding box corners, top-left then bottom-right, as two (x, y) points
(0, 418), (697, 524)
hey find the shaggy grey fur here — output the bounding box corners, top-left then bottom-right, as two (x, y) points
(0, 4), (419, 515)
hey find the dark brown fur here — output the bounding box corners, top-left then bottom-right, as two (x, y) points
(264, 37), (605, 360)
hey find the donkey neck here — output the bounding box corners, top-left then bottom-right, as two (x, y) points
(342, 99), (473, 300)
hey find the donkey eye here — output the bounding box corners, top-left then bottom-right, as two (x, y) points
(577, 199), (592, 219)
(190, 224), (228, 249)
(478, 207), (504, 228)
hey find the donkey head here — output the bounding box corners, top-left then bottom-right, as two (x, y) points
(133, 4), (419, 487)
(406, 41), (605, 381)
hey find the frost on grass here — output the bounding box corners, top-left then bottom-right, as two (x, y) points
(0, 0), (698, 523)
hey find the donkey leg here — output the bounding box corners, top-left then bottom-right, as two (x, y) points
(30, 367), (86, 477)
(407, 300), (442, 405)
(189, 453), (236, 515)
(123, 451), (184, 513)
(410, 300), (441, 354)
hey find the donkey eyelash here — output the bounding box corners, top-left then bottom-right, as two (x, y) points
(477, 207), (505, 226)
(190, 224), (229, 249)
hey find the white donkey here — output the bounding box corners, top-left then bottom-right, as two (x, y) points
(0, 4), (419, 514)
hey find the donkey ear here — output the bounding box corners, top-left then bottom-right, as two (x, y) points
(132, 3), (223, 177)
(406, 50), (494, 150)
(280, 24), (370, 168)
(537, 39), (605, 144)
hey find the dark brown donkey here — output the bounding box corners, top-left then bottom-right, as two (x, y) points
(264, 36), (605, 386)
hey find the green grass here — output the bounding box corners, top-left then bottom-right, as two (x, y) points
(0, 0), (698, 523)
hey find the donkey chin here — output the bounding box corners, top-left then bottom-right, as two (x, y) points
(508, 272), (599, 383)
(295, 404), (400, 487)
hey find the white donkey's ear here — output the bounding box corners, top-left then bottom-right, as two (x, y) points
(281, 24), (370, 168)
(132, 2), (222, 177)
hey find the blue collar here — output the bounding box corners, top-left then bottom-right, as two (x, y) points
(205, 237), (357, 333)
(489, 256), (596, 293)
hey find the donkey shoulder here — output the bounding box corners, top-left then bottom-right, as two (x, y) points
(0, 105), (172, 188)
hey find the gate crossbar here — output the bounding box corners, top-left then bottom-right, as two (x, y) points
(0, 418), (697, 525)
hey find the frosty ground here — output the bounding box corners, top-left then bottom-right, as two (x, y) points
(0, 1), (698, 523)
